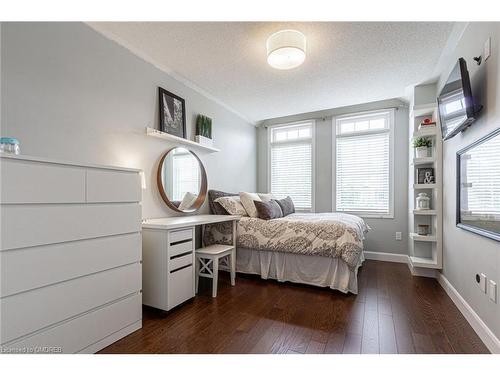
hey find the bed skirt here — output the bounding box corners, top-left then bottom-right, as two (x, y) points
(236, 248), (364, 294)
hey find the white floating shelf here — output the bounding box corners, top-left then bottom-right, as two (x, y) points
(145, 127), (220, 153)
(411, 103), (437, 117)
(412, 157), (436, 165)
(410, 233), (437, 242)
(413, 183), (437, 189)
(409, 255), (438, 269)
(413, 128), (438, 138)
(413, 209), (437, 216)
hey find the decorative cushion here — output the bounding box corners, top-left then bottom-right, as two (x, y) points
(208, 190), (238, 215)
(258, 193), (275, 202)
(274, 196), (295, 217)
(254, 200), (283, 220)
(239, 192), (262, 218)
(214, 196), (248, 216)
(178, 192), (198, 210)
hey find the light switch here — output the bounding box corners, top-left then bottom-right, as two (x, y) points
(488, 280), (497, 303)
(484, 37), (491, 61)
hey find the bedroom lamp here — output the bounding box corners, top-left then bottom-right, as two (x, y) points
(266, 30), (306, 70)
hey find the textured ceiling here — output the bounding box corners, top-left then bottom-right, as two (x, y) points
(89, 22), (454, 123)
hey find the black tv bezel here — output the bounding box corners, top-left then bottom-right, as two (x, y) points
(438, 57), (476, 141)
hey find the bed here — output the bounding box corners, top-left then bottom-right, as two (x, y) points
(204, 190), (370, 294)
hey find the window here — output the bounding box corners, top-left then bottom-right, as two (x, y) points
(269, 121), (314, 211)
(171, 149), (200, 201)
(335, 110), (394, 217)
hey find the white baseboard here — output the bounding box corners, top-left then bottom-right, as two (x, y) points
(364, 251), (409, 264)
(407, 261), (438, 278)
(437, 274), (500, 354)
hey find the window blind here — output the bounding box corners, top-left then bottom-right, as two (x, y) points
(335, 111), (392, 215)
(172, 153), (200, 201)
(270, 123), (313, 210)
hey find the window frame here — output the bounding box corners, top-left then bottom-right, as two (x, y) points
(332, 109), (395, 219)
(267, 120), (316, 212)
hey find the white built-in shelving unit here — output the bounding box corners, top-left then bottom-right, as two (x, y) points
(145, 127), (220, 153)
(408, 103), (443, 270)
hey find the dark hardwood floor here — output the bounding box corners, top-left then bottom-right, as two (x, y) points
(99, 260), (489, 354)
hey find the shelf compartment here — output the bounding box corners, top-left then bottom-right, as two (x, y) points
(412, 128), (438, 139)
(145, 127), (220, 153)
(410, 233), (437, 242)
(409, 255), (439, 269)
(413, 210), (437, 215)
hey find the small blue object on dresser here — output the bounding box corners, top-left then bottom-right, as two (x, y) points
(0, 137), (20, 155)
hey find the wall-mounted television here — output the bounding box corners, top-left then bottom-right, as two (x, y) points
(437, 58), (480, 140)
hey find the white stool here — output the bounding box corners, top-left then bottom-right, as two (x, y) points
(195, 244), (235, 298)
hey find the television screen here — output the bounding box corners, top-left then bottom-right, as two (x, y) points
(437, 58), (476, 140)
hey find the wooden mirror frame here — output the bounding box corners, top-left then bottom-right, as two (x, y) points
(157, 147), (208, 213)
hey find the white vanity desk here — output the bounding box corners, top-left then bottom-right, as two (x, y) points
(141, 215), (240, 311)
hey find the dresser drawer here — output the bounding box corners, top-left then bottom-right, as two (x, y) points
(170, 252), (193, 272)
(168, 264), (194, 309)
(1, 203), (141, 251)
(1, 233), (141, 298)
(86, 169), (141, 203)
(169, 240), (193, 258)
(0, 262), (141, 344)
(169, 229), (193, 244)
(3, 293), (142, 354)
(0, 158), (86, 204)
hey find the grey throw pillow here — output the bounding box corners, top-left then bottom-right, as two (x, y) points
(275, 196), (295, 216)
(254, 200), (283, 220)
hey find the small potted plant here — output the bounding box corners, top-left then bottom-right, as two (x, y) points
(413, 137), (432, 158)
(195, 115), (213, 147)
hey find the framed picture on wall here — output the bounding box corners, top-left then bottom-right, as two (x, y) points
(159, 87), (186, 139)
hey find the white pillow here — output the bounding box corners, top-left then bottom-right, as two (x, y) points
(258, 193), (275, 202)
(214, 196), (248, 216)
(178, 192), (198, 210)
(239, 192), (262, 218)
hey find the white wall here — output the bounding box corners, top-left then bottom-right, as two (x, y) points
(258, 98), (409, 255)
(0, 22), (257, 219)
(436, 22), (500, 342)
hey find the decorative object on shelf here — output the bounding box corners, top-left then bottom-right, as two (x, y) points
(418, 118), (436, 130)
(416, 193), (431, 210)
(195, 115), (213, 147)
(266, 29), (306, 70)
(417, 167), (435, 184)
(413, 137), (432, 158)
(159, 87), (186, 139)
(417, 224), (430, 236)
(0, 137), (20, 155)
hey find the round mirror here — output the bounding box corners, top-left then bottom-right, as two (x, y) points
(157, 147), (207, 213)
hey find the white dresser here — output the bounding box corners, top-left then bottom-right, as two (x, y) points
(0, 154), (143, 353)
(142, 215), (239, 311)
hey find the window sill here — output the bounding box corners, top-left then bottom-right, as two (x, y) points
(336, 211), (394, 219)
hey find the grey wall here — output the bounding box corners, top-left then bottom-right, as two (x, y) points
(258, 98), (409, 254)
(1, 22), (257, 219)
(436, 22), (500, 342)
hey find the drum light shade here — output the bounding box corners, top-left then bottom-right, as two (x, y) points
(266, 30), (306, 70)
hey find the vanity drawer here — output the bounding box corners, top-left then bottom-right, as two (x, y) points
(169, 229), (193, 244)
(169, 240), (193, 258)
(170, 252), (193, 271)
(168, 264), (194, 309)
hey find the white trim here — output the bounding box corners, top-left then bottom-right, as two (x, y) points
(407, 261), (438, 278)
(437, 274), (499, 354)
(86, 23), (256, 126)
(363, 251), (408, 264)
(332, 108), (395, 219)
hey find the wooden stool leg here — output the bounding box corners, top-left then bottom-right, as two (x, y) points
(212, 257), (219, 298)
(195, 257), (200, 294)
(230, 251), (236, 286)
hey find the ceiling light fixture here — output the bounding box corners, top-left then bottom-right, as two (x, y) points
(266, 30), (306, 70)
